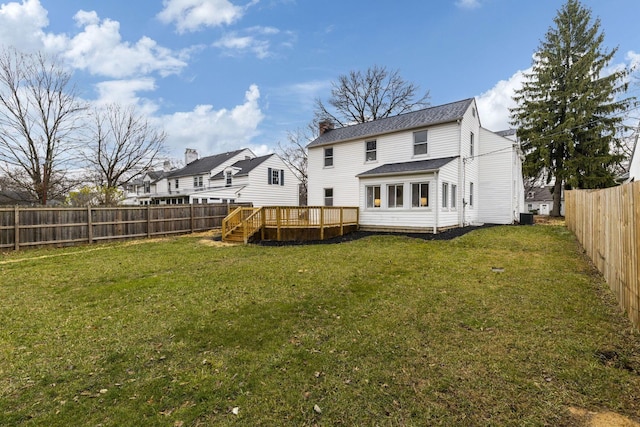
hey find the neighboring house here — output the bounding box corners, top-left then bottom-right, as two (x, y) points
(525, 186), (564, 216)
(0, 189), (34, 206)
(135, 148), (300, 207)
(626, 131), (640, 183)
(307, 98), (525, 232)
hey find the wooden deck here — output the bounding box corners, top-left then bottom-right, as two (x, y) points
(222, 206), (359, 243)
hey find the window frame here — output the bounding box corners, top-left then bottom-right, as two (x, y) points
(324, 147), (334, 167)
(175, 179), (179, 189)
(470, 132), (474, 158)
(469, 182), (474, 207)
(442, 182), (449, 208)
(413, 130), (428, 156)
(365, 140), (377, 162)
(271, 169), (280, 185)
(225, 171), (232, 186)
(366, 185), (381, 208)
(387, 184), (404, 208)
(324, 188), (334, 206)
(451, 184), (457, 209)
(194, 176), (203, 188)
(411, 182), (430, 208)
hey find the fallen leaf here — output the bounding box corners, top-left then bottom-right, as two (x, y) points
(313, 404), (322, 414)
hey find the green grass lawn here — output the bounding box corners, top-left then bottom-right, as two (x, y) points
(1, 225), (639, 426)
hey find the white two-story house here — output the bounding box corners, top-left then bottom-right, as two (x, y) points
(137, 148), (300, 207)
(307, 98), (525, 232)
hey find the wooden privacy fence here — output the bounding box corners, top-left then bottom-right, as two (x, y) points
(0, 204), (236, 250)
(565, 182), (640, 329)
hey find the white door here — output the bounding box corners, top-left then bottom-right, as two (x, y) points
(540, 204), (550, 215)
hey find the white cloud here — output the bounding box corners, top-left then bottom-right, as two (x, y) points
(476, 69), (527, 132)
(93, 78), (158, 110)
(0, 0), (49, 51)
(456, 0), (481, 9)
(214, 33), (270, 58)
(158, 84), (265, 157)
(62, 11), (188, 78)
(157, 0), (245, 33)
(213, 26), (294, 59)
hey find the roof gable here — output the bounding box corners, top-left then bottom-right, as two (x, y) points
(211, 154), (274, 179)
(168, 149), (247, 178)
(308, 98), (475, 148)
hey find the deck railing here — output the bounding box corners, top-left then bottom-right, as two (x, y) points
(222, 206), (359, 243)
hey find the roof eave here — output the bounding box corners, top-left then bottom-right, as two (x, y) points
(309, 117), (463, 148)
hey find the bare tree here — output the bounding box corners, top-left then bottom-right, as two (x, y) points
(83, 103), (166, 205)
(314, 65), (430, 127)
(276, 122), (316, 205)
(0, 47), (86, 205)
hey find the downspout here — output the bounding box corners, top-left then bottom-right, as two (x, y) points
(457, 118), (466, 227)
(434, 170), (439, 234)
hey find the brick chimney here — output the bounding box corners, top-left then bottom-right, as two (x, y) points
(319, 120), (334, 135)
(185, 148), (198, 165)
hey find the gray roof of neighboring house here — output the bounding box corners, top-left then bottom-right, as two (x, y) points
(211, 154), (273, 180)
(495, 129), (517, 137)
(357, 156), (459, 178)
(307, 98), (475, 148)
(167, 149), (246, 178)
(526, 186), (554, 202)
(146, 170), (168, 182)
(0, 189), (34, 205)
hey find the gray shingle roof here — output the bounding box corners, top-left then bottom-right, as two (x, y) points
(357, 156), (459, 178)
(308, 98), (475, 148)
(167, 149), (246, 178)
(211, 154), (273, 179)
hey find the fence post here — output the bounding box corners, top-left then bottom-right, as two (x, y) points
(339, 207), (344, 236)
(276, 206), (281, 241)
(87, 205), (93, 244)
(320, 207), (325, 240)
(147, 205), (151, 238)
(190, 204), (194, 233)
(14, 205), (19, 251)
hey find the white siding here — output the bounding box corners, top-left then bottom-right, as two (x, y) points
(438, 161), (461, 228)
(478, 128), (524, 224)
(308, 121), (466, 207)
(359, 173), (437, 231)
(307, 99), (522, 230)
(238, 155), (300, 207)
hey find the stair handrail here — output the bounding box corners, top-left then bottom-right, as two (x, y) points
(241, 207), (264, 243)
(222, 206), (243, 240)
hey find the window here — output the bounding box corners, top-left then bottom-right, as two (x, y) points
(366, 185), (381, 208)
(175, 179), (179, 189)
(411, 183), (429, 207)
(144, 181), (150, 193)
(324, 188), (333, 206)
(469, 182), (474, 207)
(413, 130), (428, 155)
(268, 168), (284, 186)
(225, 171), (232, 186)
(194, 176), (203, 188)
(442, 183), (449, 208)
(387, 184), (403, 208)
(451, 184), (457, 208)
(365, 140), (377, 161)
(324, 147), (334, 167)
(470, 132), (474, 157)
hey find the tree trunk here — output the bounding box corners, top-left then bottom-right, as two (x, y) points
(551, 180), (563, 217)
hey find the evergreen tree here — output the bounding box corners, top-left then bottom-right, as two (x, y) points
(511, 0), (634, 216)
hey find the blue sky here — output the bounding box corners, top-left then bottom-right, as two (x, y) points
(1, 0), (639, 161)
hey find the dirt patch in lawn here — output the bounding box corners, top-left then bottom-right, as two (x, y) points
(569, 407), (640, 426)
